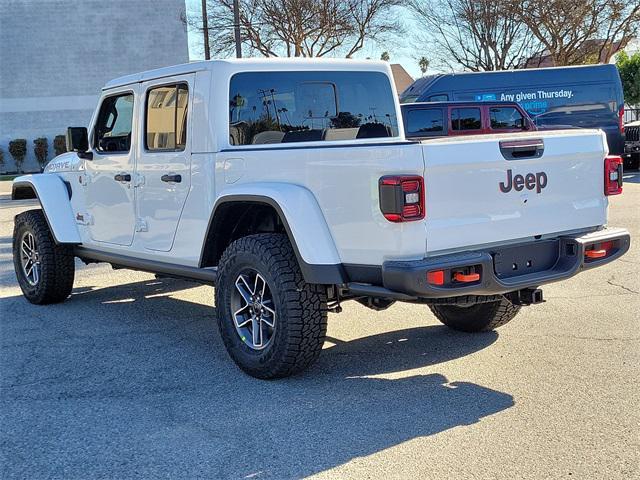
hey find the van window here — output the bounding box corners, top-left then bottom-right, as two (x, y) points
(490, 107), (525, 130)
(406, 109), (444, 134)
(399, 95), (419, 104)
(451, 108), (481, 131)
(146, 84), (188, 151)
(228, 71), (399, 145)
(429, 94), (448, 101)
(532, 101), (615, 129)
(94, 93), (134, 153)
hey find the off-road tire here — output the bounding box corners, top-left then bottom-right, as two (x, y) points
(13, 209), (75, 304)
(429, 297), (520, 332)
(215, 233), (328, 379)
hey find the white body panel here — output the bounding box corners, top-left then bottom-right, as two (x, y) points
(215, 183), (342, 265)
(12, 173), (81, 244)
(20, 58), (615, 276)
(83, 84), (138, 246)
(135, 74), (194, 252)
(214, 144), (426, 265)
(422, 130), (609, 254)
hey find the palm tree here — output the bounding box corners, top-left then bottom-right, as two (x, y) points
(418, 56), (429, 76)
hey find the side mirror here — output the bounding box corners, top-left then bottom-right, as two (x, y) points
(66, 127), (93, 159)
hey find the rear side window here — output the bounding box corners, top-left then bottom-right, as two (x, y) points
(229, 71), (399, 145)
(490, 107), (525, 130)
(428, 94), (448, 101)
(406, 109), (444, 134)
(146, 84), (189, 151)
(94, 93), (134, 153)
(451, 108), (481, 131)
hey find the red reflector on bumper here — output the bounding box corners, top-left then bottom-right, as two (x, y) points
(427, 270), (445, 285)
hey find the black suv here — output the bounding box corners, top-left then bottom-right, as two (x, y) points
(624, 121), (640, 170)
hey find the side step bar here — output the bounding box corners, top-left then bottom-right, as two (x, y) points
(74, 247), (217, 284)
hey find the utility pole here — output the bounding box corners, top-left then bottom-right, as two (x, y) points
(201, 0), (210, 60)
(233, 0), (242, 58)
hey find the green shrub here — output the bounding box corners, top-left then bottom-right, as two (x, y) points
(34, 137), (49, 170)
(53, 135), (67, 156)
(8, 139), (27, 173)
(616, 51), (640, 107)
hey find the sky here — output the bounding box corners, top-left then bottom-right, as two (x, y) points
(183, 0), (426, 79)
(183, 1), (639, 79)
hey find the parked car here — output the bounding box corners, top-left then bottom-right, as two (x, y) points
(401, 101), (535, 139)
(400, 64), (625, 156)
(624, 120), (640, 170)
(12, 59), (630, 379)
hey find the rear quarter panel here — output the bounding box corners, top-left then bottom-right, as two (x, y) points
(215, 143), (427, 266)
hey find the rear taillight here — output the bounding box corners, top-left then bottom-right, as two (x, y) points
(619, 106), (624, 134)
(379, 175), (425, 222)
(604, 155), (623, 196)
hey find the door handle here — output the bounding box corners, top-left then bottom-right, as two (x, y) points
(499, 139), (544, 160)
(161, 174), (182, 183)
(114, 173), (131, 182)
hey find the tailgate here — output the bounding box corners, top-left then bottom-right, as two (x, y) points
(422, 129), (608, 254)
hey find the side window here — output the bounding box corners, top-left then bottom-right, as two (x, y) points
(490, 107), (525, 130)
(406, 109), (444, 134)
(94, 93), (134, 153)
(428, 94), (448, 102)
(451, 108), (481, 131)
(228, 71), (399, 145)
(146, 84), (188, 151)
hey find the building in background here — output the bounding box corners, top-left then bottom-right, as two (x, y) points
(390, 64), (414, 96)
(0, 0), (188, 172)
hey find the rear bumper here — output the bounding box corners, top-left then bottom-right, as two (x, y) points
(379, 228), (630, 299)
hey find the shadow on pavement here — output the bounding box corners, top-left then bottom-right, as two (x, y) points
(622, 171), (640, 183)
(1, 278), (513, 479)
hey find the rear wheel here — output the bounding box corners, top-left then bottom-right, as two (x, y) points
(13, 209), (75, 304)
(429, 297), (520, 332)
(215, 233), (327, 379)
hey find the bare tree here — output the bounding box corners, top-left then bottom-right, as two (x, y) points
(408, 0), (538, 71)
(517, 0), (640, 66)
(184, 0), (401, 58)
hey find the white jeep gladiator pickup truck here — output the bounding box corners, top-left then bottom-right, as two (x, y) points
(12, 59), (630, 379)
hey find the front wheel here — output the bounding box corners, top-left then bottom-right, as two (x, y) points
(429, 297), (520, 333)
(215, 234), (327, 379)
(13, 209), (75, 304)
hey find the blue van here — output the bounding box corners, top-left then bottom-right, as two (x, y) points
(400, 64), (625, 156)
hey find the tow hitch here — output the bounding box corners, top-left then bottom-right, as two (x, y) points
(505, 288), (544, 306)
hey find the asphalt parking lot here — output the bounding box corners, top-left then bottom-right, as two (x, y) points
(0, 174), (638, 480)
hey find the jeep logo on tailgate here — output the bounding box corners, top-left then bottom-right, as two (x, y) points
(499, 169), (548, 194)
